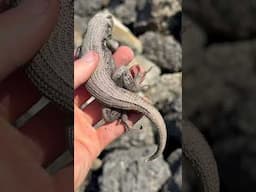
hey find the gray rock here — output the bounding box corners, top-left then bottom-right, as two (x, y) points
(74, 15), (88, 48)
(152, 0), (181, 18)
(144, 73), (182, 109)
(172, 96), (182, 114)
(163, 96), (182, 140)
(168, 149), (182, 168)
(162, 149), (182, 192)
(164, 114), (181, 141)
(75, 0), (103, 17)
(140, 32), (181, 72)
(133, 0), (181, 35)
(99, 146), (171, 192)
(110, 0), (137, 25)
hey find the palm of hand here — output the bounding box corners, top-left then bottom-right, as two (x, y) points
(74, 46), (142, 189)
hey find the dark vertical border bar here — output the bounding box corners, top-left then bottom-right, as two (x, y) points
(183, 0), (256, 191)
(0, 0), (74, 191)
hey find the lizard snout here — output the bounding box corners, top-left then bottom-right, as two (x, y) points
(105, 14), (114, 28)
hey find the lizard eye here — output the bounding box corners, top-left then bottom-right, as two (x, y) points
(106, 15), (113, 28)
(103, 39), (107, 47)
(106, 15), (112, 19)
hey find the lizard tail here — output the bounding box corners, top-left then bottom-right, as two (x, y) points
(86, 76), (167, 161)
(134, 101), (167, 161)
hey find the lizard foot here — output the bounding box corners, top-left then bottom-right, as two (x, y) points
(121, 113), (134, 132)
(112, 65), (146, 92)
(120, 114), (145, 132)
(102, 107), (122, 123)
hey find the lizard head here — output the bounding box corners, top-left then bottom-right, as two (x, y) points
(89, 12), (114, 39)
(84, 12), (115, 53)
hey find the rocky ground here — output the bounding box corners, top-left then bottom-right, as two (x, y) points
(183, 1), (256, 191)
(74, 0), (182, 192)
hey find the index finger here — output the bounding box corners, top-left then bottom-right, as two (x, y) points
(113, 46), (134, 67)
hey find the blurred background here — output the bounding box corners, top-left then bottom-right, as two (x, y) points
(74, 0), (182, 192)
(183, 0), (256, 191)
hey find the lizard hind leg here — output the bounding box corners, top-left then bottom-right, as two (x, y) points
(95, 109), (121, 128)
(112, 65), (144, 92)
(121, 113), (133, 132)
(121, 113), (144, 132)
(102, 108), (139, 132)
(102, 107), (122, 123)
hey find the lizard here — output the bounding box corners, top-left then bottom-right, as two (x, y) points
(79, 12), (167, 161)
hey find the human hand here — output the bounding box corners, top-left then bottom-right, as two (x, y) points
(0, 1), (73, 191)
(74, 46), (141, 190)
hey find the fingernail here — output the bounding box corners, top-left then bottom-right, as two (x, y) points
(83, 51), (98, 63)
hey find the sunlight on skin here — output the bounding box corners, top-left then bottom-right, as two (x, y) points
(74, 46), (143, 190)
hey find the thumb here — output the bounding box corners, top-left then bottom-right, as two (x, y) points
(0, 0), (59, 81)
(74, 51), (99, 89)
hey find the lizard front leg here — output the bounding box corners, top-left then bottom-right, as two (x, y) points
(102, 107), (122, 123)
(94, 108), (122, 128)
(120, 113), (135, 131)
(112, 65), (151, 92)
